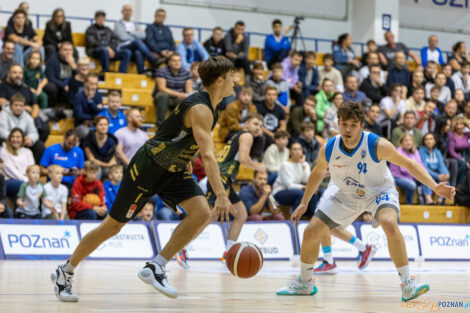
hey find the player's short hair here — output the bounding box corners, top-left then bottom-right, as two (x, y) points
(337, 101), (365, 123)
(109, 164), (123, 174)
(244, 113), (263, 123)
(274, 130), (290, 139)
(198, 56), (235, 87)
(47, 164), (64, 174)
(300, 122), (315, 132)
(26, 164), (40, 174)
(83, 160), (99, 172)
(264, 85), (278, 94)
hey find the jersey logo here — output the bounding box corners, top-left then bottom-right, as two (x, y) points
(333, 164), (347, 168)
(344, 177), (365, 189)
(356, 189), (365, 198)
(361, 149), (366, 159)
(335, 156), (341, 160)
(125, 204), (138, 219)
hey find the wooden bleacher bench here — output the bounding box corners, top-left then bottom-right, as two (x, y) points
(49, 118), (74, 136)
(400, 205), (470, 223)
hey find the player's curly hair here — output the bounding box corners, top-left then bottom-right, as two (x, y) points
(337, 101), (365, 123)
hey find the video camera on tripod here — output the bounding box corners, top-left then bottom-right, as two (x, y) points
(291, 16), (305, 51)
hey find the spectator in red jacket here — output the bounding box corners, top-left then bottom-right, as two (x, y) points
(69, 160), (107, 220)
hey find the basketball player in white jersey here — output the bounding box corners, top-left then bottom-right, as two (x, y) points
(276, 101), (455, 301)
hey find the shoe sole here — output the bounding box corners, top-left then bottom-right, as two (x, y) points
(359, 247), (377, 270)
(314, 268), (337, 275)
(50, 270), (79, 302)
(276, 286), (319, 296)
(138, 268), (178, 299)
(402, 285), (430, 302)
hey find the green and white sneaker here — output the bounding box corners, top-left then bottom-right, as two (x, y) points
(401, 276), (429, 301)
(276, 276), (318, 296)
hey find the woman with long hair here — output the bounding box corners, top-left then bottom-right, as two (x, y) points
(332, 33), (359, 76)
(448, 116), (470, 187)
(449, 41), (469, 72)
(43, 8), (74, 60)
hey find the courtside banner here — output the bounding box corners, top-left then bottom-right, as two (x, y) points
(153, 221), (226, 260)
(359, 224), (420, 260)
(237, 222), (295, 260)
(80, 222), (155, 259)
(297, 223), (358, 259)
(418, 225), (470, 260)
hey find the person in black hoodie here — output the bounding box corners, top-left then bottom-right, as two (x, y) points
(360, 63), (389, 104)
(204, 26), (226, 57)
(295, 122), (321, 167)
(43, 8), (75, 60)
(224, 21), (250, 75)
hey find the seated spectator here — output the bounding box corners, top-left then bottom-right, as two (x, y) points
(40, 129), (84, 188)
(115, 108), (150, 166)
(281, 51), (303, 106)
(332, 33), (359, 77)
(430, 86), (446, 114)
(266, 63), (290, 110)
(176, 27), (209, 70)
(315, 78), (335, 133)
(0, 93), (44, 163)
(454, 89), (466, 113)
(256, 86), (287, 148)
(145, 9), (175, 59)
(240, 170), (284, 221)
(448, 41), (469, 72)
(391, 111), (423, 148)
(7, 2), (32, 27)
(23, 51), (48, 108)
(224, 21), (250, 75)
(0, 160), (14, 219)
(16, 164), (50, 219)
(264, 19), (291, 69)
(0, 41), (16, 81)
(361, 39), (378, 67)
(4, 8), (44, 67)
(190, 61), (203, 92)
(390, 133), (426, 204)
(423, 61), (438, 86)
(218, 86), (257, 142)
(360, 63), (388, 104)
(288, 95), (317, 137)
(318, 53), (343, 92)
(68, 57), (90, 105)
(364, 104), (382, 136)
(103, 165), (123, 212)
(451, 62), (470, 95)
(296, 122), (322, 166)
(358, 52), (385, 84)
(417, 101), (436, 134)
(442, 63), (456, 96)
(343, 75), (367, 103)
(0, 128), (34, 199)
(434, 117), (459, 186)
(419, 133), (450, 204)
(42, 165), (68, 220)
(115, 4), (156, 74)
(153, 53), (192, 126)
(405, 86), (426, 112)
(386, 52), (411, 92)
(461, 101), (470, 132)
(378, 31), (420, 68)
(245, 61), (266, 104)
(378, 83), (405, 139)
(408, 70), (425, 98)
(136, 201), (154, 222)
(420, 35), (444, 67)
(263, 130), (289, 185)
(69, 160), (107, 220)
(324, 92), (343, 137)
(73, 73), (103, 138)
(98, 91), (127, 134)
(203, 27), (225, 57)
(426, 73), (452, 104)
(448, 116), (470, 187)
(299, 51), (319, 101)
(85, 11), (131, 73)
(82, 116), (118, 180)
(43, 8), (74, 60)
(437, 99), (458, 122)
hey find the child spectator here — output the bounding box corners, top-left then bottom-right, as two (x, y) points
(245, 62), (267, 104)
(42, 165), (68, 220)
(263, 130), (289, 185)
(0, 159), (14, 218)
(296, 122), (323, 167)
(23, 50), (48, 108)
(324, 92), (343, 137)
(98, 91), (127, 135)
(69, 160), (107, 220)
(267, 62), (290, 111)
(16, 165), (51, 219)
(190, 61), (202, 92)
(136, 201), (154, 222)
(103, 165), (123, 212)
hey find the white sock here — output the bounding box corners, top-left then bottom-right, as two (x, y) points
(349, 236), (366, 252)
(62, 260), (75, 274)
(322, 246), (334, 264)
(397, 265), (410, 283)
(300, 261), (314, 282)
(226, 240), (236, 251)
(152, 254), (169, 266)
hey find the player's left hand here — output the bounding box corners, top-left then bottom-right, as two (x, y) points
(291, 203), (307, 226)
(434, 182), (455, 200)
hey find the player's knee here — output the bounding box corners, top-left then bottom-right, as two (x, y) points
(304, 223), (324, 242)
(198, 205), (212, 222)
(380, 216), (399, 234)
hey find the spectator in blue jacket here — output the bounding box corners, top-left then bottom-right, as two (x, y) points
(98, 91), (127, 135)
(145, 9), (175, 59)
(298, 51), (319, 101)
(419, 132), (450, 204)
(386, 52), (411, 91)
(332, 33), (359, 75)
(264, 19), (291, 69)
(73, 73), (103, 138)
(343, 75), (367, 103)
(176, 27), (209, 70)
(421, 35), (445, 68)
(103, 165), (122, 212)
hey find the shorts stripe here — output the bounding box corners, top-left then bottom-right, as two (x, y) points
(314, 210), (340, 229)
(130, 169), (136, 181)
(133, 164), (139, 176)
(135, 192), (143, 203)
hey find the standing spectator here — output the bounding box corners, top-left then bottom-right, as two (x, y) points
(103, 165), (123, 212)
(245, 62), (266, 104)
(451, 62), (470, 95)
(324, 92), (343, 137)
(386, 52), (411, 91)
(240, 170), (284, 221)
(417, 101), (436, 134)
(288, 95), (317, 137)
(203, 27), (225, 57)
(42, 165), (69, 220)
(69, 160), (107, 220)
(442, 63), (456, 96)
(16, 165), (50, 219)
(281, 51), (303, 106)
(0, 41), (16, 81)
(145, 9), (175, 59)
(342, 75), (367, 103)
(448, 41), (469, 72)
(23, 51), (48, 108)
(299, 51), (319, 101)
(224, 21), (250, 75)
(73, 73), (103, 138)
(378, 31), (420, 68)
(85, 11), (131, 73)
(115, 108), (148, 167)
(98, 91), (127, 135)
(114, 4), (156, 74)
(358, 52), (385, 84)
(256, 86), (287, 147)
(434, 117), (459, 187)
(295, 122), (322, 167)
(315, 78), (335, 133)
(40, 129), (84, 188)
(43, 8), (74, 60)
(426, 73), (452, 104)
(264, 19), (291, 69)
(176, 27), (209, 70)
(448, 116), (470, 187)
(153, 53), (192, 127)
(68, 57), (90, 105)
(266, 63), (290, 110)
(420, 35), (445, 67)
(405, 87), (426, 112)
(0, 160), (14, 219)
(364, 104), (382, 136)
(378, 83), (405, 138)
(263, 130), (289, 185)
(332, 33), (359, 76)
(4, 9), (44, 67)
(360, 63), (388, 104)
(318, 53), (343, 91)
(391, 111), (423, 148)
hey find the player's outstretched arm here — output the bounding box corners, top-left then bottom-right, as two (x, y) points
(377, 138), (455, 200)
(291, 145), (329, 225)
(238, 133), (265, 172)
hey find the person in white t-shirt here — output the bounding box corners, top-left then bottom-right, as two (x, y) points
(263, 130), (289, 185)
(115, 108), (149, 167)
(42, 164), (68, 220)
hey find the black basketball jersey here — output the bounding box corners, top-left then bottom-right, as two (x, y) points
(217, 130), (248, 180)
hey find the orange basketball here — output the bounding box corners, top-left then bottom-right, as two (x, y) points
(226, 242), (263, 278)
(82, 193), (101, 206)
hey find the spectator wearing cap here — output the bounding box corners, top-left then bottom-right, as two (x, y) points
(203, 27), (226, 57)
(378, 31), (420, 69)
(145, 9), (175, 59)
(420, 35), (445, 68)
(176, 27), (209, 70)
(264, 19), (291, 69)
(224, 21), (250, 75)
(85, 11), (131, 73)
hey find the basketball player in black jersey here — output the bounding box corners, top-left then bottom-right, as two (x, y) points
(51, 56), (235, 301)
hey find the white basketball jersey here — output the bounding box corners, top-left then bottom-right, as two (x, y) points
(325, 131), (395, 200)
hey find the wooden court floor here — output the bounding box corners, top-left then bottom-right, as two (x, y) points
(0, 260), (469, 313)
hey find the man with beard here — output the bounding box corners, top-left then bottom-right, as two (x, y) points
(0, 41), (16, 81)
(264, 19), (291, 69)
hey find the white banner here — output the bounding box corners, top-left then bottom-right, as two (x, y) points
(400, 0), (470, 11)
(360, 225), (420, 259)
(0, 224), (80, 256)
(156, 223), (225, 259)
(80, 223), (154, 259)
(298, 224), (358, 259)
(418, 225), (470, 260)
(237, 223), (294, 259)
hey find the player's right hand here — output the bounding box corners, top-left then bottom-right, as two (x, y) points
(291, 203), (307, 226)
(214, 195), (234, 226)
